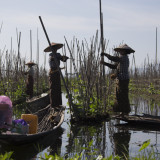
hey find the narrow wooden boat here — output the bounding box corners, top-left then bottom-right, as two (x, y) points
(0, 105), (65, 145)
(114, 114), (160, 126)
(0, 127), (64, 160)
(26, 93), (50, 112)
(13, 92), (50, 108)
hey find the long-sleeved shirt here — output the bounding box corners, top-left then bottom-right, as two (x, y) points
(105, 54), (129, 80)
(49, 52), (62, 70)
(26, 67), (34, 77)
(49, 52), (68, 70)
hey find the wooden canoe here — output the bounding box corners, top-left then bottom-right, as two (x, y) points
(0, 105), (65, 145)
(114, 114), (160, 126)
(0, 127), (64, 160)
(26, 93), (50, 111)
(12, 92), (50, 107)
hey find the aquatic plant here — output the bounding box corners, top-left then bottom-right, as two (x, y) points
(1, 140), (159, 160)
(64, 34), (114, 120)
(0, 152), (13, 160)
(0, 49), (49, 104)
(37, 139), (160, 160)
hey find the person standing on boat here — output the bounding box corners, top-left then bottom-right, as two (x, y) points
(25, 62), (36, 98)
(44, 42), (68, 109)
(100, 44), (135, 115)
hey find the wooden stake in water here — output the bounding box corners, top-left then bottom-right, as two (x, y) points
(156, 27), (157, 65)
(99, 0), (105, 81)
(0, 21), (3, 34)
(99, 0), (107, 110)
(30, 30), (32, 62)
(36, 28), (39, 95)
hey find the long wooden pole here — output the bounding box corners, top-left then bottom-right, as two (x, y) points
(156, 27), (157, 65)
(36, 28), (39, 95)
(16, 30), (21, 80)
(17, 32), (21, 60)
(30, 30), (32, 62)
(64, 36), (78, 78)
(0, 21), (3, 34)
(99, 0), (105, 81)
(99, 0), (107, 111)
(39, 16), (73, 110)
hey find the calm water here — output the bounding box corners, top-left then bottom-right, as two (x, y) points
(0, 94), (160, 159)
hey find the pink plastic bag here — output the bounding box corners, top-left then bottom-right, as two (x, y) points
(0, 96), (12, 128)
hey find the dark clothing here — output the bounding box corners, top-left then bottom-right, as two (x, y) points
(113, 131), (131, 159)
(49, 71), (62, 107)
(113, 79), (130, 113)
(25, 66), (34, 98)
(103, 53), (130, 113)
(49, 53), (62, 69)
(49, 52), (68, 108)
(26, 75), (34, 98)
(103, 54), (129, 80)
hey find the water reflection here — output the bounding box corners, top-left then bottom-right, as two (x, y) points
(64, 122), (107, 160)
(113, 130), (130, 159)
(61, 95), (160, 159)
(0, 94), (160, 159)
(63, 120), (132, 159)
(130, 96), (160, 116)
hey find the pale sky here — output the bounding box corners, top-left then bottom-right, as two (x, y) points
(0, 0), (160, 69)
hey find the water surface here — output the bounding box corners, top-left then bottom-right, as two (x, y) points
(1, 94), (160, 159)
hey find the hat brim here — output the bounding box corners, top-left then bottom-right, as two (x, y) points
(44, 43), (63, 52)
(25, 62), (36, 66)
(114, 48), (135, 54)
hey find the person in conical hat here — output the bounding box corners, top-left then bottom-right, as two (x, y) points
(44, 42), (69, 109)
(25, 61), (36, 98)
(101, 44), (135, 116)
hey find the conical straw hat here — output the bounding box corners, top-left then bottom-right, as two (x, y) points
(114, 44), (135, 54)
(25, 62), (36, 66)
(44, 42), (63, 52)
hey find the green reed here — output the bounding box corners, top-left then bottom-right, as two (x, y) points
(0, 49), (49, 104)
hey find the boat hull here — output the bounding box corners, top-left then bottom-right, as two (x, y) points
(0, 105), (65, 145)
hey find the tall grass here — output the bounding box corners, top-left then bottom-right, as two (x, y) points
(0, 49), (49, 104)
(63, 33), (114, 119)
(130, 56), (160, 94)
(63, 34), (160, 118)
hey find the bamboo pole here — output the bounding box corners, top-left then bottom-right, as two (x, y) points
(16, 29), (21, 80)
(64, 36), (79, 79)
(99, 0), (105, 81)
(30, 30), (32, 62)
(0, 21), (3, 34)
(63, 44), (69, 89)
(36, 28), (39, 95)
(99, 0), (106, 109)
(155, 27), (157, 65)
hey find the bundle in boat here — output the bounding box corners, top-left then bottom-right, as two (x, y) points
(21, 114), (38, 134)
(0, 96), (12, 129)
